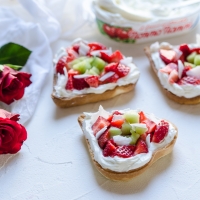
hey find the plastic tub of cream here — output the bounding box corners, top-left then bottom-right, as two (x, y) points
(93, 0), (200, 43)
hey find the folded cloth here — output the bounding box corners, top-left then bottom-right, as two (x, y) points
(0, 7), (53, 124)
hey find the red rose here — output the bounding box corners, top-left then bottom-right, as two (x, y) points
(0, 65), (32, 104)
(0, 109), (27, 154)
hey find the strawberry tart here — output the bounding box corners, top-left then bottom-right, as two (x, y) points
(144, 40), (200, 104)
(52, 39), (140, 107)
(78, 106), (178, 181)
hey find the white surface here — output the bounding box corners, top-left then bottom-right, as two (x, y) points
(1, 1), (200, 200)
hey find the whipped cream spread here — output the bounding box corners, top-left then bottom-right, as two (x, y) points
(150, 42), (200, 98)
(94, 0), (200, 24)
(53, 39), (140, 98)
(82, 106), (177, 172)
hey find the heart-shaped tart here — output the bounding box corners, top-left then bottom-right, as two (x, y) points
(145, 39), (200, 104)
(78, 106), (178, 181)
(52, 39), (140, 107)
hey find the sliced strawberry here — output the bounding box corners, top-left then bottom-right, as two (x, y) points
(104, 63), (118, 73)
(68, 69), (80, 76)
(190, 47), (200, 54)
(168, 69), (179, 84)
(65, 75), (73, 90)
(100, 73), (119, 84)
(139, 111), (147, 123)
(66, 48), (78, 63)
(56, 56), (67, 74)
(151, 120), (169, 143)
(140, 132), (148, 141)
(142, 119), (156, 133)
(113, 111), (122, 115)
(103, 140), (116, 157)
(72, 44), (80, 53)
(179, 44), (191, 57)
(159, 49), (177, 64)
(72, 77), (89, 90)
(111, 119), (124, 128)
(134, 139), (148, 155)
(110, 50), (123, 63)
(92, 116), (110, 136)
(182, 66), (192, 77)
(98, 130), (110, 149)
(178, 76), (200, 85)
(100, 52), (112, 63)
(116, 63), (130, 77)
(85, 76), (99, 88)
(88, 42), (106, 51)
(160, 63), (178, 74)
(114, 145), (135, 158)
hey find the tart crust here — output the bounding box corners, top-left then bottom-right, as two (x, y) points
(52, 74), (137, 108)
(78, 114), (178, 181)
(144, 46), (200, 105)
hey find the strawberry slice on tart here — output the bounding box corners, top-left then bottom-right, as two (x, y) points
(144, 39), (200, 105)
(78, 106), (178, 181)
(52, 39), (140, 108)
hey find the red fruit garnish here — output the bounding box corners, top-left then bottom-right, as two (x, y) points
(178, 76), (200, 85)
(159, 49), (177, 64)
(103, 140), (116, 157)
(113, 111), (122, 115)
(179, 44), (191, 57)
(140, 132), (148, 141)
(139, 111), (147, 123)
(134, 139), (148, 155)
(68, 69), (79, 76)
(56, 56), (67, 74)
(92, 116), (110, 136)
(105, 63), (118, 73)
(168, 69), (179, 84)
(116, 63), (130, 77)
(66, 48), (78, 63)
(100, 73), (119, 84)
(107, 115), (113, 122)
(72, 77), (89, 90)
(160, 63), (178, 74)
(152, 120), (169, 143)
(114, 145), (135, 158)
(110, 50), (123, 63)
(88, 42), (106, 51)
(100, 52), (112, 63)
(72, 44), (80, 53)
(116, 29), (129, 40)
(85, 76), (99, 88)
(181, 66), (192, 78)
(111, 119), (124, 128)
(103, 24), (117, 37)
(142, 119), (156, 133)
(65, 76), (73, 90)
(190, 47), (200, 54)
(98, 130), (110, 149)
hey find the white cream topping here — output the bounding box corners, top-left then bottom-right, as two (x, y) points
(94, 0), (200, 24)
(53, 39), (140, 98)
(150, 42), (200, 98)
(82, 106), (177, 172)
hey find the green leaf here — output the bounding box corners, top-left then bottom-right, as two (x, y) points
(0, 42), (32, 67)
(5, 64), (23, 70)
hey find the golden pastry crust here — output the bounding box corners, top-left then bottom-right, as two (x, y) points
(144, 46), (200, 105)
(78, 114), (178, 181)
(51, 74), (137, 108)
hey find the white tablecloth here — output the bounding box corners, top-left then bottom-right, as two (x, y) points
(0, 1), (200, 199)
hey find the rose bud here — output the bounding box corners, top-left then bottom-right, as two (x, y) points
(0, 65), (32, 105)
(0, 109), (27, 154)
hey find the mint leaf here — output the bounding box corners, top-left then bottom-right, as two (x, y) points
(5, 64), (23, 70)
(0, 43), (31, 67)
